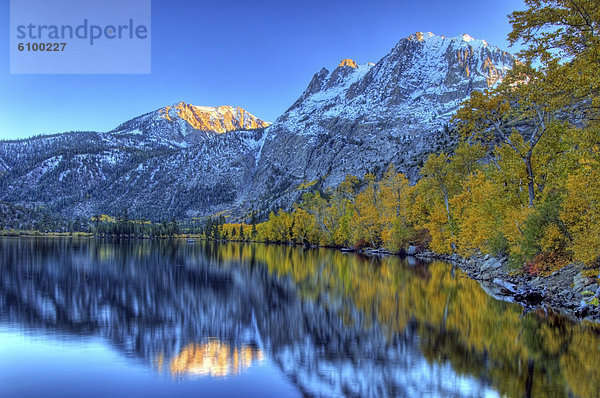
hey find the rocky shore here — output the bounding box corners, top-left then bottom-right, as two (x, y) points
(414, 251), (600, 323)
(215, 242), (600, 323)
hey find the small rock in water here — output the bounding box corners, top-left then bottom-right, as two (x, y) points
(493, 278), (517, 293)
(514, 288), (545, 305)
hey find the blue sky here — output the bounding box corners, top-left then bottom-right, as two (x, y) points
(0, 0), (525, 140)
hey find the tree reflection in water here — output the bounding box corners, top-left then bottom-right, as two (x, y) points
(0, 238), (599, 397)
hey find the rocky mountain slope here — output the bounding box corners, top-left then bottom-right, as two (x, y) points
(0, 104), (268, 219)
(245, 32), (514, 212)
(0, 32), (514, 221)
(112, 102), (270, 148)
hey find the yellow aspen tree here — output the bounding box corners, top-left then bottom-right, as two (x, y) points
(379, 164), (412, 252)
(351, 173), (383, 248)
(451, 172), (501, 256)
(300, 191), (334, 244)
(292, 208), (318, 244)
(561, 159), (600, 265)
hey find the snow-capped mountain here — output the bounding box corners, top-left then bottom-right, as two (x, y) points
(110, 102), (270, 148)
(245, 32), (514, 212)
(0, 32), (514, 220)
(0, 103), (268, 219)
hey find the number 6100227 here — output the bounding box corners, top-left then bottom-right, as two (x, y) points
(18, 42), (67, 51)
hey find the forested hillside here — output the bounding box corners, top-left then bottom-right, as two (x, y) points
(218, 0), (600, 274)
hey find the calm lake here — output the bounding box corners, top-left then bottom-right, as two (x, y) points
(0, 237), (598, 397)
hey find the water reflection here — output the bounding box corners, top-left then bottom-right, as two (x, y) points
(167, 340), (264, 378)
(0, 238), (599, 397)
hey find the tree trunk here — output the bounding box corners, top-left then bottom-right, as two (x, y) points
(525, 155), (535, 208)
(443, 189), (451, 222)
(443, 189), (457, 251)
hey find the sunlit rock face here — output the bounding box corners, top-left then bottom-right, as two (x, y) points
(111, 101), (270, 148)
(245, 32), (514, 213)
(338, 58), (357, 68)
(160, 103), (270, 134)
(0, 32), (513, 220)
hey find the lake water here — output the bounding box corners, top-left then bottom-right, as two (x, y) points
(0, 238), (598, 397)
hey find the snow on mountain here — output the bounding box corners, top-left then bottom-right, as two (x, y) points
(110, 102), (270, 149)
(245, 32), (514, 213)
(0, 104), (268, 219)
(278, 31), (511, 137)
(0, 155), (8, 173)
(0, 32), (514, 220)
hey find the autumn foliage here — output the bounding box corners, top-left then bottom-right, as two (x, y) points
(212, 0), (600, 273)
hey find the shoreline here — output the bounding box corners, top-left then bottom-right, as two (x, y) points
(412, 250), (600, 324)
(3, 233), (598, 323)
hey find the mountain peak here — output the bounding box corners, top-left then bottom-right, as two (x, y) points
(461, 33), (474, 42)
(408, 31), (435, 41)
(338, 59), (357, 68)
(407, 31), (490, 47)
(110, 101), (270, 148)
(1, 31), (516, 221)
(159, 102), (270, 134)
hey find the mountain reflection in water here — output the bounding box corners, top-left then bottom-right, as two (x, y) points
(166, 341), (264, 378)
(0, 238), (599, 397)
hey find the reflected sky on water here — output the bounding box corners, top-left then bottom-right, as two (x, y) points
(0, 238), (599, 397)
